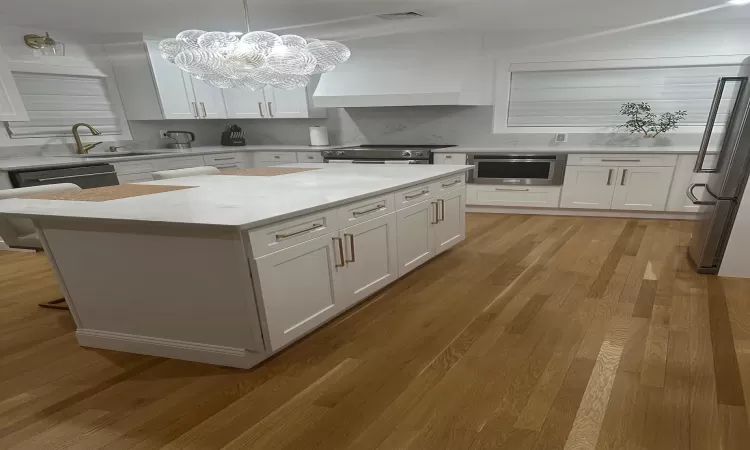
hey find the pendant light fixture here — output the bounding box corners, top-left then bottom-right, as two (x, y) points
(158, 0), (351, 91)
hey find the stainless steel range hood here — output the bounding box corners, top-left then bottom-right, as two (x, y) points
(312, 57), (492, 108)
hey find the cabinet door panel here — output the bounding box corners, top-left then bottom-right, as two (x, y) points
(265, 86), (309, 118)
(397, 200), (436, 276)
(340, 213), (398, 308)
(254, 234), (343, 351)
(145, 41), (197, 120)
(224, 88), (267, 118)
(434, 188), (465, 255)
(560, 166), (616, 210)
(611, 166), (674, 211)
(191, 79), (227, 119)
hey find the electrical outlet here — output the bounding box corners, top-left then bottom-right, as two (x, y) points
(159, 129), (168, 139)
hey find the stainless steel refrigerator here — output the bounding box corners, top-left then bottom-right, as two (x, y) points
(688, 62), (750, 274)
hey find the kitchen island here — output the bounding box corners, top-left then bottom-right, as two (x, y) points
(0, 164), (471, 368)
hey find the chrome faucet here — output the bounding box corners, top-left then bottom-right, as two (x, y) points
(72, 123), (102, 154)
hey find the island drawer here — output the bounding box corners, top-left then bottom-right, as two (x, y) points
(395, 183), (435, 210)
(154, 156), (205, 170)
(567, 154), (678, 167)
(204, 153), (243, 168)
(338, 194), (395, 227)
(247, 209), (339, 257)
(433, 175), (465, 195)
(254, 152), (298, 165)
(297, 152), (324, 163)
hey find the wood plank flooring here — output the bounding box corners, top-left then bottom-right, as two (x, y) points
(1, 214), (750, 449)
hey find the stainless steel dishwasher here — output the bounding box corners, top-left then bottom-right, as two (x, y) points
(9, 164), (120, 188)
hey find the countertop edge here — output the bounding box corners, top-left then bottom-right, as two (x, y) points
(434, 147), (703, 154)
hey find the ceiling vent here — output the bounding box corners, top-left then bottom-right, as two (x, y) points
(376, 12), (424, 20)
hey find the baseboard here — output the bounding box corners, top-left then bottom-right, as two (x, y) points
(466, 205), (699, 220)
(76, 329), (269, 369)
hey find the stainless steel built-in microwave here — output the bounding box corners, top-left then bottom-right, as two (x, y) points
(467, 154), (568, 186)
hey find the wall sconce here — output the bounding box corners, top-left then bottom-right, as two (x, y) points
(23, 32), (65, 56)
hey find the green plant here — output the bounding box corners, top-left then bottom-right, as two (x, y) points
(617, 102), (687, 137)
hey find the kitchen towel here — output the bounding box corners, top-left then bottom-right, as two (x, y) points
(310, 126), (330, 146)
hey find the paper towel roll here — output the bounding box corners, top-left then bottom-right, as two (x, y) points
(310, 126), (330, 146)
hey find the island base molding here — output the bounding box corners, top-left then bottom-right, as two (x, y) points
(466, 206), (699, 221)
(77, 329), (269, 368)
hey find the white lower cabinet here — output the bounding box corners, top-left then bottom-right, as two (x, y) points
(560, 166), (617, 210)
(561, 165), (674, 212)
(396, 200), (436, 276)
(434, 188), (466, 255)
(468, 185), (561, 208)
(611, 166), (674, 211)
(253, 233), (344, 351)
(338, 213), (399, 308)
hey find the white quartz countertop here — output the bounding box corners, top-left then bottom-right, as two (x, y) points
(0, 145), (342, 172)
(0, 164), (473, 229)
(436, 145), (704, 154)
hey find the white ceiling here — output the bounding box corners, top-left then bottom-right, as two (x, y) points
(0, 0), (747, 41)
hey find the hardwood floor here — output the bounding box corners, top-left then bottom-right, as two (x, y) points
(1, 214), (750, 449)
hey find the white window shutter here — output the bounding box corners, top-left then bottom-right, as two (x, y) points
(4, 72), (122, 138)
(508, 65), (742, 128)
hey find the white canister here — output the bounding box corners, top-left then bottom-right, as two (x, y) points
(309, 126), (330, 147)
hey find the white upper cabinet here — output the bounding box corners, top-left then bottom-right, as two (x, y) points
(223, 88), (267, 119)
(265, 87), (309, 118)
(560, 166), (617, 210)
(190, 78), (228, 119)
(0, 44), (29, 121)
(611, 166), (674, 211)
(108, 41), (226, 120)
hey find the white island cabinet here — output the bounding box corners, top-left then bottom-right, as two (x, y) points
(0, 164), (471, 368)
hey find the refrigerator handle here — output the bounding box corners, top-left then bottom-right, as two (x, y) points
(687, 183), (717, 206)
(695, 76), (749, 174)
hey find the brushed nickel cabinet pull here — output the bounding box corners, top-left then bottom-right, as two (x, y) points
(438, 199), (445, 222)
(352, 205), (385, 217)
(213, 157), (235, 161)
(621, 169), (628, 186)
(431, 201), (439, 224)
(200, 102), (207, 118)
(191, 102), (199, 118)
(405, 189), (429, 200)
(333, 237), (345, 268)
(601, 159), (641, 162)
(344, 233), (355, 263)
(606, 168), (614, 186)
(441, 180), (461, 188)
(268, 102), (274, 118)
(494, 188), (530, 192)
(258, 102), (264, 117)
(275, 223), (323, 240)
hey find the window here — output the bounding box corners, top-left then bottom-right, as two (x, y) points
(4, 72), (122, 138)
(507, 65), (741, 128)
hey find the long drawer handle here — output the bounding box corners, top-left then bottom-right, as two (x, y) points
(441, 179), (462, 188)
(333, 237), (345, 267)
(600, 159), (641, 162)
(38, 171), (117, 182)
(344, 233), (355, 263)
(431, 201), (439, 224)
(405, 189), (429, 200)
(275, 223), (323, 240)
(213, 156), (236, 161)
(438, 199), (445, 222)
(352, 205), (386, 217)
(494, 188), (530, 192)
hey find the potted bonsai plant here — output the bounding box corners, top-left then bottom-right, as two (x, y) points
(617, 102), (687, 138)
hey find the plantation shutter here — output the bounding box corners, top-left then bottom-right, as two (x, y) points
(507, 65), (742, 128)
(4, 72), (122, 138)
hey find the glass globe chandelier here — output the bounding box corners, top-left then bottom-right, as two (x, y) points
(158, 0), (351, 91)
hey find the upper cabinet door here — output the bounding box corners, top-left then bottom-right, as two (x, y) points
(190, 79), (227, 119)
(224, 88), (267, 118)
(0, 44), (29, 121)
(264, 86), (309, 118)
(144, 41), (198, 120)
(560, 166), (617, 210)
(611, 166), (674, 212)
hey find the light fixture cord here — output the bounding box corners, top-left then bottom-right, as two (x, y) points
(243, 0), (251, 33)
